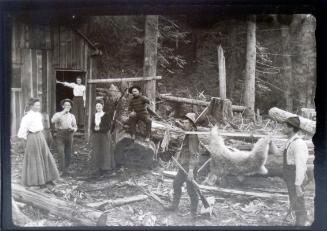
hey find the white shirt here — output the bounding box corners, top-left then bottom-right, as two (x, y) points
(63, 82), (86, 98)
(17, 111), (44, 139)
(284, 133), (309, 186)
(95, 111), (104, 126)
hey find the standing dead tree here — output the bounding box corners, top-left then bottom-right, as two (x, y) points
(244, 15), (256, 120)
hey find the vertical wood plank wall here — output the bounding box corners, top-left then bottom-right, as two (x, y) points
(11, 21), (95, 136)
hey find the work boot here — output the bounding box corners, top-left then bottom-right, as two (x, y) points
(165, 196), (180, 212)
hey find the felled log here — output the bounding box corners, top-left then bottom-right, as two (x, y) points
(12, 199), (32, 226)
(268, 107), (316, 134)
(87, 195), (148, 210)
(114, 132), (156, 168)
(161, 177), (287, 199)
(159, 94), (246, 112)
(12, 184), (103, 226)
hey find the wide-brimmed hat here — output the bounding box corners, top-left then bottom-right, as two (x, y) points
(284, 116), (300, 128)
(184, 112), (197, 127)
(128, 85), (142, 94)
(60, 98), (73, 107)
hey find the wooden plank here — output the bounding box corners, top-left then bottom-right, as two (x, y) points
(31, 49), (37, 97)
(11, 64), (21, 88)
(84, 43), (88, 71)
(52, 25), (60, 67)
(45, 25), (51, 50)
(42, 50), (48, 111)
(36, 50), (43, 104)
(80, 39), (84, 70)
(24, 24), (30, 48)
(21, 49), (32, 109)
(88, 76), (162, 84)
(71, 31), (77, 69)
(59, 26), (66, 69)
(46, 50), (52, 114)
(11, 91), (16, 136)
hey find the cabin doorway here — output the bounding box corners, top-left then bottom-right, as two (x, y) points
(55, 70), (85, 112)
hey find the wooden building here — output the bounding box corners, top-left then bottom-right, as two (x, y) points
(10, 16), (100, 137)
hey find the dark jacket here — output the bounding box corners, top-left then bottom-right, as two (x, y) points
(128, 95), (150, 115)
(91, 113), (110, 133)
(179, 134), (200, 169)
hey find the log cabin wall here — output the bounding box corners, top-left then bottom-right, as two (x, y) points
(11, 18), (97, 137)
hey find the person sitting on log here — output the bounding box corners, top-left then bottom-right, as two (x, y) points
(165, 112), (200, 219)
(269, 116), (309, 226)
(127, 86), (152, 142)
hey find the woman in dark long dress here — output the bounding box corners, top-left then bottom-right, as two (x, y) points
(90, 99), (115, 175)
(17, 98), (60, 187)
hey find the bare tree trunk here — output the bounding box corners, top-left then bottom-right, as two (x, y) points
(244, 15), (256, 119)
(227, 25), (238, 99)
(217, 45), (226, 99)
(281, 26), (293, 112)
(143, 15), (159, 111)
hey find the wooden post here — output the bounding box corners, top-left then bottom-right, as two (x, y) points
(217, 45), (226, 100)
(143, 15), (159, 112)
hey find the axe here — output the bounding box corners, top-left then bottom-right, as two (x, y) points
(171, 156), (210, 209)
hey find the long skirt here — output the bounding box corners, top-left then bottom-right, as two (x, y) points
(22, 132), (60, 186)
(91, 132), (115, 171)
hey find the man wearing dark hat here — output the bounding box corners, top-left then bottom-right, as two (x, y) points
(128, 86), (152, 142)
(165, 112), (200, 219)
(51, 99), (77, 176)
(270, 116), (309, 225)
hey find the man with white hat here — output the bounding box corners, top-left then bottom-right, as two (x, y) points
(165, 112), (200, 219)
(270, 116), (309, 225)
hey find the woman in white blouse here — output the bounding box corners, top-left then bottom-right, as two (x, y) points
(90, 99), (115, 176)
(17, 98), (60, 187)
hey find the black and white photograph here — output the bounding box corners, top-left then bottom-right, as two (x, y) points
(6, 4), (318, 228)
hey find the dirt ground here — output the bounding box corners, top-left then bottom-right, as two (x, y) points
(10, 134), (315, 227)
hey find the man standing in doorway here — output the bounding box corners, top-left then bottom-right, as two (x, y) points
(51, 99), (77, 176)
(57, 76), (86, 129)
(270, 116), (309, 226)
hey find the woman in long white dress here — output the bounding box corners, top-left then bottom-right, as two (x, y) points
(17, 98), (60, 187)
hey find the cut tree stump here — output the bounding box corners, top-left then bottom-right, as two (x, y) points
(208, 97), (233, 124)
(268, 107), (316, 134)
(12, 183), (103, 226)
(114, 132), (156, 168)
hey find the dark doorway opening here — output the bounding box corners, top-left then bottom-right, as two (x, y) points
(56, 71), (85, 112)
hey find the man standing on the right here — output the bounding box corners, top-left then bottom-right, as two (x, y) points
(270, 116), (309, 226)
